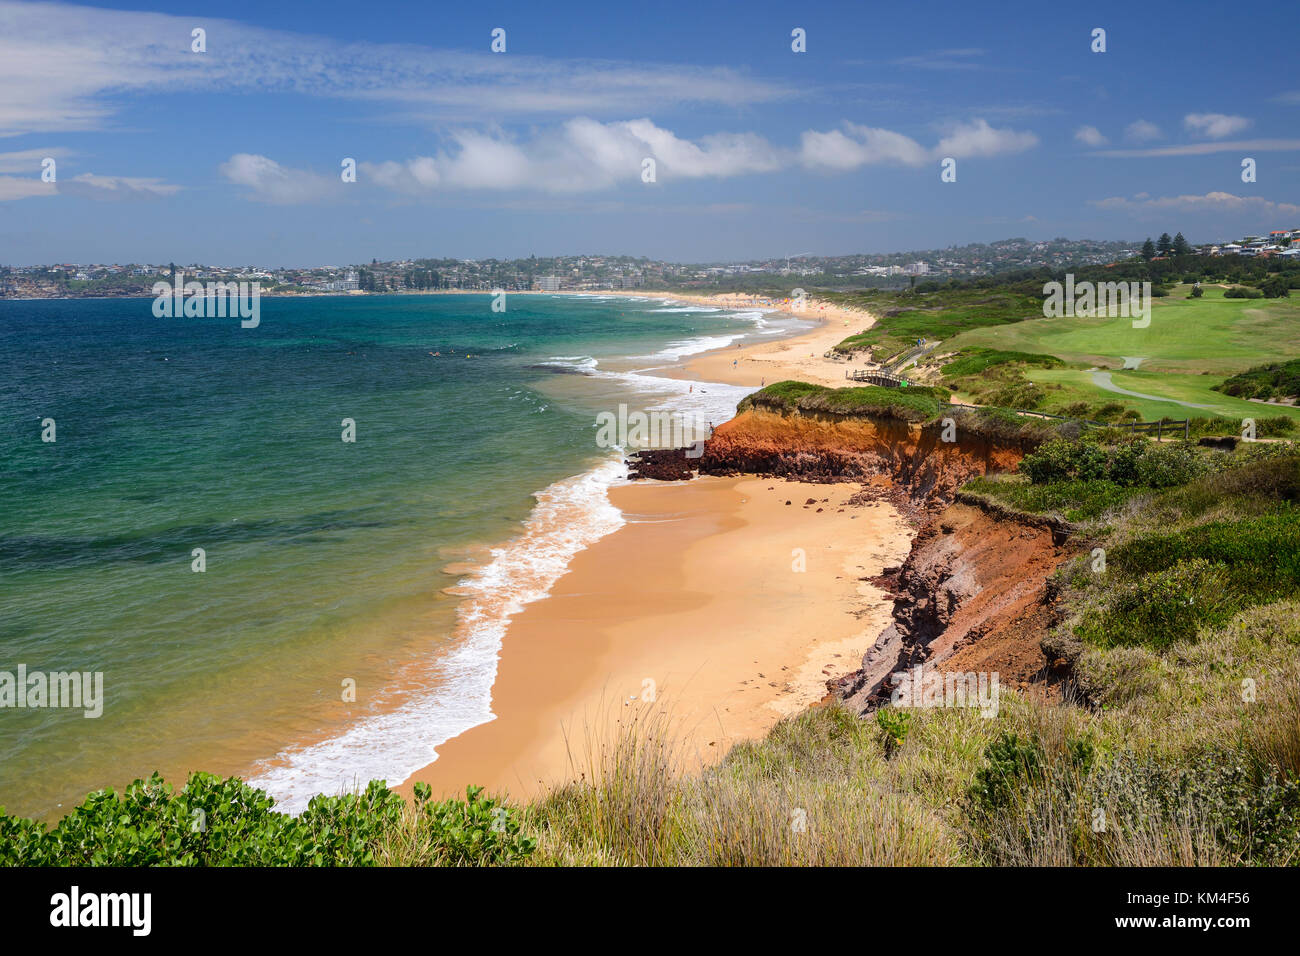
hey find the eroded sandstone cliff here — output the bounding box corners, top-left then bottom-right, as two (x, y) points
(627, 405), (1081, 710)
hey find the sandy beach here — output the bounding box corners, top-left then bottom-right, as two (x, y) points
(403, 472), (911, 801)
(396, 294), (906, 801)
(593, 289), (880, 389)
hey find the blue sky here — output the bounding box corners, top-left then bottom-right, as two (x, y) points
(1, 0), (1298, 265)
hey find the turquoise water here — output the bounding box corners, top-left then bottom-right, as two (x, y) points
(0, 292), (797, 817)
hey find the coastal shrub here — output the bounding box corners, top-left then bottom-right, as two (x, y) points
(738, 381), (944, 421)
(1019, 438), (1206, 488)
(970, 744), (1300, 866)
(1215, 358), (1300, 402)
(411, 783), (537, 866)
(1086, 755), (1300, 866)
(875, 708), (911, 757)
(1076, 558), (1234, 649)
(940, 347), (1064, 379)
(1257, 416), (1299, 436)
(1071, 506), (1300, 650)
(0, 773), (534, 867)
(968, 732), (1044, 816)
(1019, 438), (1109, 484)
(1224, 286), (1264, 299)
(828, 287), (1043, 358)
(962, 475), (1135, 522)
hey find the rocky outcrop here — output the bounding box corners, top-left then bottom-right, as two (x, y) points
(627, 408), (1037, 514)
(626, 403), (1081, 708)
(832, 500), (1077, 713)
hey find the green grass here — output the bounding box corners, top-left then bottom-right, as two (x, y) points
(829, 288), (1043, 361)
(939, 347), (1065, 379)
(738, 380), (948, 420)
(1026, 367), (1300, 423)
(962, 475), (1141, 523)
(945, 284), (1300, 374)
(911, 286), (1300, 423)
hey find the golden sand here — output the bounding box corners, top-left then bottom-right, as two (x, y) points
(397, 296), (907, 800)
(402, 476), (910, 801)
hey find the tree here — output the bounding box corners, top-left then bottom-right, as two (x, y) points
(1172, 232), (1191, 256)
(1157, 233), (1174, 256)
(1141, 238), (1157, 260)
(1260, 276), (1291, 299)
(1190, 286), (1204, 298)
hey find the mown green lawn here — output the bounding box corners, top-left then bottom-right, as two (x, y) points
(939, 285), (1300, 415)
(944, 285), (1300, 375)
(1025, 367), (1300, 422)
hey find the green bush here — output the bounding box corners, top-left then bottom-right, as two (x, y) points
(0, 773), (535, 867)
(875, 709), (911, 757)
(1078, 558), (1234, 648)
(412, 783), (538, 865)
(738, 381), (944, 421)
(1215, 359), (1300, 402)
(1260, 276), (1291, 299)
(1019, 438), (1205, 488)
(940, 347), (1064, 379)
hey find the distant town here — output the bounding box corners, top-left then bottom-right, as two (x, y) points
(3, 231), (1298, 300)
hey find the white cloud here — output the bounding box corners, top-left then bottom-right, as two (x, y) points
(250, 114), (1038, 201)
(1124, 120), (1163, 142)
(798, 118), (1035, 171)
(0, 147), (70, 174)
(891, 49), (987, 71)
(59, 172), (180, 200)
(0, 0), (794, 136)
(219, 154), (337, 204)
(0, 176), (56, 201)
(0, 148), (177, 201)
(933, 118), (1038, 158)
(1074, 125), (1108, 147)
(363, 118), (784, 194)
(799, 123), (928, 169)
(1183, 112), (1251, 139)
(1089, 190), (1300, 217)
(1093, 138), (1300, 158)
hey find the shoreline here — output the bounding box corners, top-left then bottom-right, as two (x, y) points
(398, 477), (912, 801)
(396, 293), (907, 801)
(570, 288), (878, 388)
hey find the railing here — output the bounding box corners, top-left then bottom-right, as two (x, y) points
(846, 369), (906, 387)
(884, 341), (942, 373)
(942, 403), (1189, 439)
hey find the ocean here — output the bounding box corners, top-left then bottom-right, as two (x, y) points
(0, 291), (808, 817)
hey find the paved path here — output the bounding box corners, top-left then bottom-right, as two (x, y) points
(1089, 370), (1214, 409)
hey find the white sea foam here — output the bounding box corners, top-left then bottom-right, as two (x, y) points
(246, 301), (791, 811)
(245, 457), (628, 813)
(536, 355), (599, 372)
(649, 305), (723, 313)
(633, 334), (745, 361)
